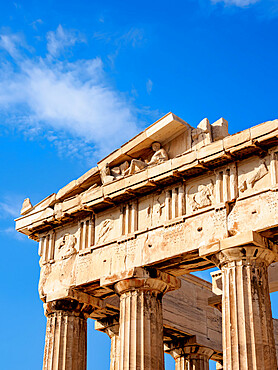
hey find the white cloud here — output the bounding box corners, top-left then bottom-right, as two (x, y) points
(0, 226), (25, 240)
(0, 26), (143, 160)
(0, 195), (23, 218)
(31, 19), (43, 30)
(118, 28), (144, 47)
(146, 79), (153, 94)
(46, 25), (85, 57)
(0, 33), (24, 59)
(211, 0), (259, 7)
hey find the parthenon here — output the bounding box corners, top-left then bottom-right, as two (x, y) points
(16, 113), (278, 369)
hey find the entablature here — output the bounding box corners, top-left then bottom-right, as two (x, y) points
(15, 117), (278, 241)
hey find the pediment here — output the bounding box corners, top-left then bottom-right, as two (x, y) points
(98, 112), (192, 170)
(17, 112), (230, 220)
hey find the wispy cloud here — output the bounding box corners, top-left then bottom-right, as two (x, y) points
(0, 26), (145, 161)
(146, 79), (153, 94)
(0, 195), (23, 218)
(209, 0), (278, 18)
(117, 28), (144, 47)
(0, 33), (25, 59)
(211, 0), (259, 7)
(31, 19), (43, 30)
(93, 27), (145, 68)
(0, 226), (25, 240)
(46, 25), (85, 57)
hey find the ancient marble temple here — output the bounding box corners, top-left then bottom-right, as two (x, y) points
(16, 113), (278, 369)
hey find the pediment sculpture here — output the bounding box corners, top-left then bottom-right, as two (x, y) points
(124, 142), (168, 176)
(100, 142), (168, 184)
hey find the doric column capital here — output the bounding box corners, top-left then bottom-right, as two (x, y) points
(108, 267), (180, 297)
(171, 345), (214, 360)
(44, 298), (94, 319)
(165, 339), (214, 370)
(165, 340), (214, 361)
(210, 231), (278, 268)
(217, 245), (275, 267)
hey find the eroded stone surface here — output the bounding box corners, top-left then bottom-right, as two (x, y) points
(15, 114), (278, 370)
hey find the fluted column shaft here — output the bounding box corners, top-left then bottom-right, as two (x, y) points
(105, 323), (120, 370)
(109, 330), (120, 370)
(219, 246), (277, 370)
(169, 344), (213, 370)
(114, 269), (180, 370)
(43, 300), (87, 370)
(175, 356), (209, 370)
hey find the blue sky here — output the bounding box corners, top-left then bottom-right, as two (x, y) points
(1, 0), (278, 369)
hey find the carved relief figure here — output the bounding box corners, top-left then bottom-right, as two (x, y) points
(124, 142), (168, 176)
(97, 219), (113, 244)
(239, 160), (268, 192)
(100, 161), (130, 184)
(153, 197), (165, 216)
(100, 142), (168, 184)
(111, 161), (129, 180)
(100, 163), (115, 184)
(191, 118), (212, 150)
(190, 182), (214, 211)
(59, 233), (77, 259)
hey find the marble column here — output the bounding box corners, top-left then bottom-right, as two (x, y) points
(114, 268), (180, 370)
(95, 318), (120, 370)
(167, 342), (213, 370)
(43, 299), (87, 370)
(216, 235), (277, 370)
(107, 325), (120, 370)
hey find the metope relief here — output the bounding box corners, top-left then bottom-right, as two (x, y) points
(137, 194), (165, 230)
(187, 180), (214, 212)
(58, 233), (77, 259)
(97, 219), (114, 244)
(151, 194), (166, 227)
(95, 207), (122, 244)
(153, 198), (165, 217)
(238, 157), (270, 196)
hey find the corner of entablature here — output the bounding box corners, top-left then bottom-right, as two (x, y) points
(216, 231), (278, 266)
